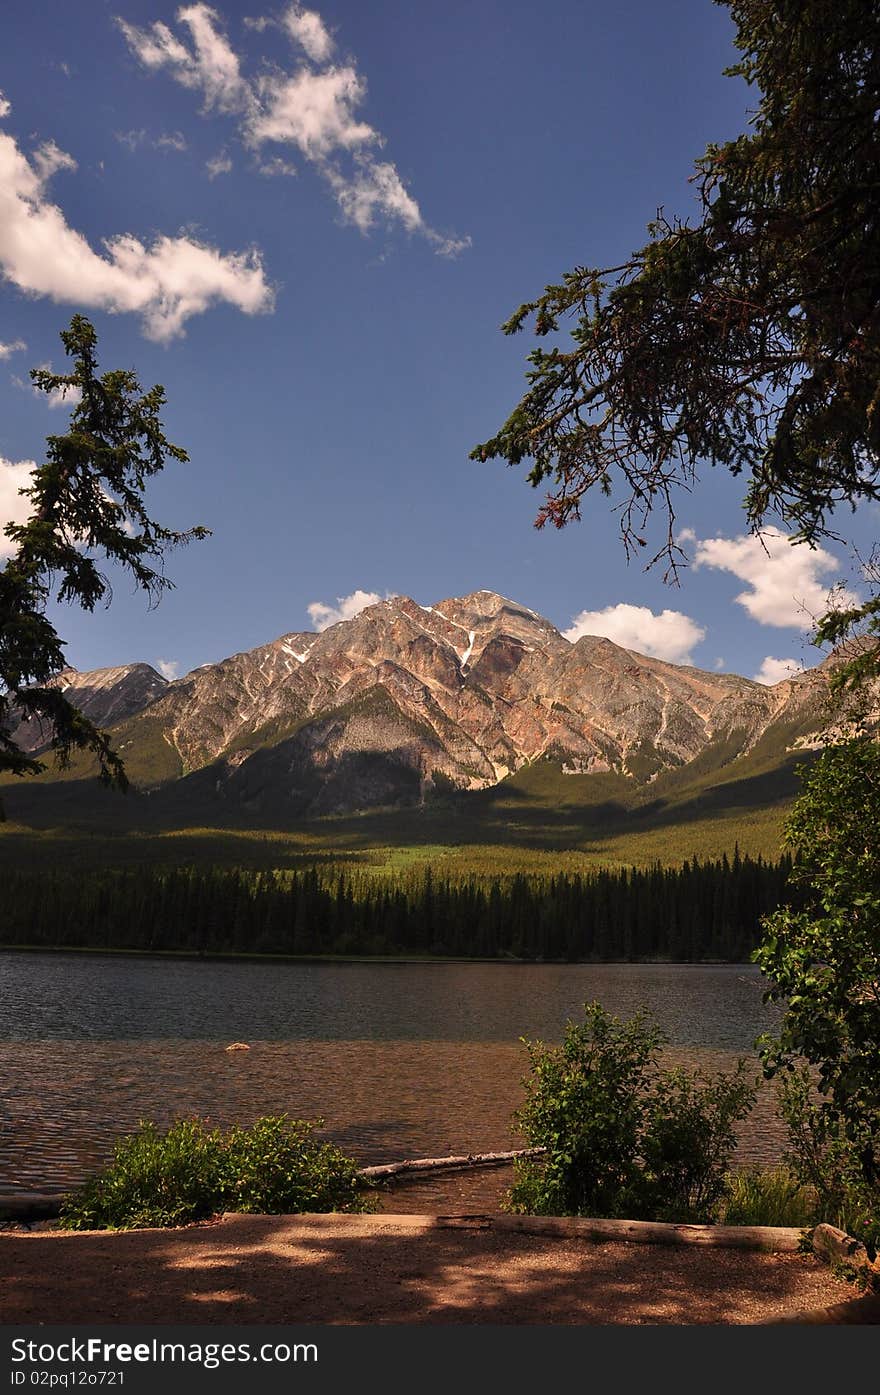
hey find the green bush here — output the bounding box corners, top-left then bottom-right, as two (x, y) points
(59, 1115), (374, 1230)
(220, 1116), (369, 1216)
(636, 1065), (757, 1222)
(504, 1002), (755, 1222)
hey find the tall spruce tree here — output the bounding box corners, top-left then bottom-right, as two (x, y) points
(0, 315), (206, 815)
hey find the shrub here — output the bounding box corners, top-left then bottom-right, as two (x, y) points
(776, 1066), (880, 1257)
(504, 1002), (755, 1222)
(754, 739), (880, 1230)
(59, 1119), (225, 1230)
(637, 1065), (757, 1222)
(220, 1115), (368, 1216)
(59, 1115), (373, 1230)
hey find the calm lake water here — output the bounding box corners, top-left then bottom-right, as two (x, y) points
(0, 953), (786, 1204)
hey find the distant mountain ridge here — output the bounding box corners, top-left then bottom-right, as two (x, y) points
(10, 589), (847, 817)
(9, 662), (168, 757)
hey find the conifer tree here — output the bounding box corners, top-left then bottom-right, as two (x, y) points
(473, 0), (880, 658)
(1, 315), (207, 815)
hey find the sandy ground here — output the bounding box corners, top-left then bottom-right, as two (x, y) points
(2, 1212), (875, 1326)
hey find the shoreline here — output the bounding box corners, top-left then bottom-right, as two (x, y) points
(0, 943), (753, 967)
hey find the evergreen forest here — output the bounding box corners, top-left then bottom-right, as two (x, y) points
(2, 852), (796, 961)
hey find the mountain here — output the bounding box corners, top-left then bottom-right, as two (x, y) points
(10, 589), (844, 820)
(9, 663), (168, 757)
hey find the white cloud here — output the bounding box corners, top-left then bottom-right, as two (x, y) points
(693, 526), (859, 629)
(117, 129), (188, 153)
(0, 91), (10, 119)
(119, 3), (469, 254)
(44, 382), (82, 411)
(307, 588), (381, 631)
(256, 155), (297, 178)
(282, 4), (334, 64)
(426, 228), (472, 259)
(118, 5), (252, 115)
(156, 131), (189, 151)
(324, 157), (422, 234)
(563, 602), (706, 664)
(206, 149), (233, 177)
(0, 337), (26, 359)
(33, 140), (77, 182)
(753, 656), (801, 686)
(116, 129), (148, 151)
(156, 658), (180, 680)
(325, 158), (470, 252)
(247, 66), (375, 156)
(0, 127), (273, 340)
(0, 456), (36, 559)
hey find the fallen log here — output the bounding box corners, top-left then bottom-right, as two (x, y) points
(811, 1222), (870, 1270)
(358, 1147), (544, 1181)
(488, 1213), (803, 1251)
(1, 1151), (541, 1220)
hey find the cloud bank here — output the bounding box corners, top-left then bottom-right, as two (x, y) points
(563, 602), (706, 664)
(119, 3), (469, 255)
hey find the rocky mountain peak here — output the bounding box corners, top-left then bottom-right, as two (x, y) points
(16, 590), (862, 816)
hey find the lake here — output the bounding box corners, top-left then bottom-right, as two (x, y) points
(0, 953), (787, 1204)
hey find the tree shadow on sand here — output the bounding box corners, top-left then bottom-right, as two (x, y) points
(1, 1212), (869, 1326)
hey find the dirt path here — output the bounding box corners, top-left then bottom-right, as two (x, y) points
(1, 1212), (871, 1326)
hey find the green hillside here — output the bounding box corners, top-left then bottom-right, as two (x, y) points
(0, 727), (808, 876)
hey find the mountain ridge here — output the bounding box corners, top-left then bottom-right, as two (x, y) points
(8, 589), (846, 821)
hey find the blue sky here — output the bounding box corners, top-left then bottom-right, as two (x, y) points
(0, 0), (874, 687)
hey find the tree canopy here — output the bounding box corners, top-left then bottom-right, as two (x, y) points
(473, 0), (880, 579)
(0, 316), (206, 811)
(755, 737), (880, 1194)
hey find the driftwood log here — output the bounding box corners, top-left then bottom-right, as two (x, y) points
(357, 1147), (544, 1181)
(811, 1222), (870, 1270)
(0, 1149), (543, 1220)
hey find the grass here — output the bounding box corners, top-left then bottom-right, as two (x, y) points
(718, 1168), (817, 1228)
(0, 807), (789, 877)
